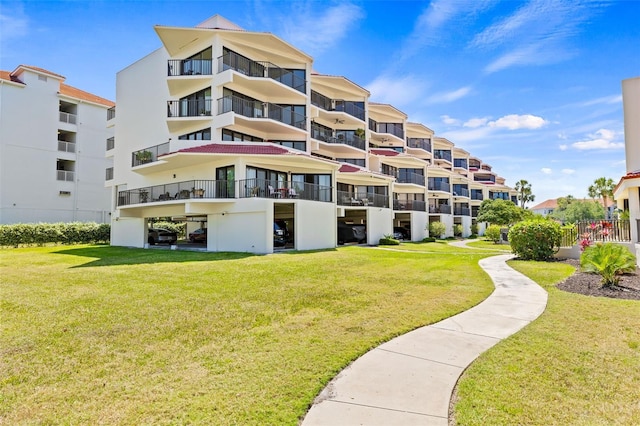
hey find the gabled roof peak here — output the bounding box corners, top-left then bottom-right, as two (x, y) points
(196, 15), (244, 31)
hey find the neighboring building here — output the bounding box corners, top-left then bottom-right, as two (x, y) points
(0, 65), (114, 224)
(109, 15), (517, 253)
(614, 76), (640, 251)
(531, 198), (616, 218)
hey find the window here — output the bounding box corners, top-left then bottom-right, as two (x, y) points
(179, 128), (212, 141)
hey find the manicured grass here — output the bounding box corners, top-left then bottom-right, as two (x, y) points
(464, 240), (512, 252)
(1, 245), (495, 425)
(454, 260), (640, 425)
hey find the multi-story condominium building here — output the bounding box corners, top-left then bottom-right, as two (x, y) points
(614, 76), (640, 259)
(109, 14), (517, 253)
(0, 65), (114, 224)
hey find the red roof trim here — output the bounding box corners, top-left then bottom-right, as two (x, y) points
(370, 149), (400, 156)
(174, 143), (291, 155)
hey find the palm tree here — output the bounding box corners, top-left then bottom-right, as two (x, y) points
(588, 177), (615, 219)
(514, 179), (535, 208)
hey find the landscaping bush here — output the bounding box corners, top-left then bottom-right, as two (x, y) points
(379, 235), (400, 245)
(470, 223), (478, 235)
(508, 219), (561, 260)
(453, 224), (463, 237)
(580, 242), (637, 287)
(484, 225), (502, 244)
(467, 234), (478, 239)
(422, 237), (436, 243)
(0, 222), (110, 247)
(429, 221), (446, 239)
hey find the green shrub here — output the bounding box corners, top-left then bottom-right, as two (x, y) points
(467, 234), (478, 239)
(453, 224), (463, 237)
(484, 225), (502, 244)
(470, 223), (478, 235)
(429, 221), (446, 239)
(0, 222), (110, 247)
(580, 243), (637, 287)
(379, 235), (400, 245)
(508, 219), (561, 260)
(422, 237), (436, 243)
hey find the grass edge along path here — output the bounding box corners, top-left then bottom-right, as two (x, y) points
(2, 243), (494, 425)
(453, 259), (640, 425)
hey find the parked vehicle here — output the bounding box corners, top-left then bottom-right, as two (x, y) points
(274, 222), (287, 247)
(148, 228), (177, 245)
(275, 219), (292, 243)
(393, 226), (410, 240)
(188, 228), (207, 243)
(337, 222), (367, 245)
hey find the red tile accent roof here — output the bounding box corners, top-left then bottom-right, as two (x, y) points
(370, 149), (400, 156)
(60, 83), (115, 107)
(615, 171), (640, 192)
(175, 143), (293, 155)
(531, 199), (558, 210)
(15, 65), (66, 79)
(339, 164), (362, 173)
(0, 70), (24, 84)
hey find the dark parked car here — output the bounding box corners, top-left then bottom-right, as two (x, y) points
(274, 222), (287, 247)
(148, 228), (177, 245)
(393, 226), (410, 240)
(188, 228), (207, 243)
(337, 222), (367, 245)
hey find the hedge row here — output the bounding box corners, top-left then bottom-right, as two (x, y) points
(0, 222), (111, 247)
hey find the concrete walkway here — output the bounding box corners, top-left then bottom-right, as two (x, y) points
(301, 254), (548, 426)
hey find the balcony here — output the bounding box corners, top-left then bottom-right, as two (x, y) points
(469, 160), (481, 171)
(218, 51), (305, 93)
(453, 158), (468, 169)
(58, 140), (76, 153)
(452, 187), (469, 197)
(167, 99), (212, 117)
(132, 142), (171, 167)
(397, 171), (425, 186)
(429, 204), (451, 214)
(453, 206), (470, 216)
(106, 137), (115, 151)
(59, 111), (77, 125)
(57, 170), (74, 182)
(311, 91), (366, 121)
(217, 95), (306, 130)
(434, 150), (452, 163)
(393, 199), (426, 211)
(474, 174), (496, 184)
(118, 180), (233, 207)
(311, 126), (365, 151)
(338, 190), (388, 208)
(239, 179), (332, 203)
(471, 190), (484, 201)
(428, 179), (450, 192)
(407, 138), (431, 152)
(168, 59), (213, 76)
(370, 121), (404, 139)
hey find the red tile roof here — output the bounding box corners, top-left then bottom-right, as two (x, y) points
(0, 70), (24, 84)
(175, 143), (291, 155)
(15, 65), (66, 80)
(370, 149), (400, 156)
(614, 171), (640, 192)
(339, 164), (362, 173)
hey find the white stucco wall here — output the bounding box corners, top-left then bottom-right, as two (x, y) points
(367, 207), (394, 244)
(411, 211), (429, 241)
(622, 77), (640, 173)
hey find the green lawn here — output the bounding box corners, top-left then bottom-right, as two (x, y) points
(1, 244), (494, 425)
(464, 239), (512, 251)
(454, 260), (640, 425)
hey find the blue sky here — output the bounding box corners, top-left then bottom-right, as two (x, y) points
(2, 0), (638, 204)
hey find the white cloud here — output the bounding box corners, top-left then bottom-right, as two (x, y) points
(541, 168), (553, 175)
(578, 94), (623, 107)
(571, 128), (624, 150)
(559, 144), (568, 151)
(426, 86), (472, 104)
(441, 115), (461, 126)
(280, 3), (364, 54)
(488, 114), (548, 130)
(464, 117), (490, 128)
(562, 168), (575, 175)
(366, 74), (429, 107)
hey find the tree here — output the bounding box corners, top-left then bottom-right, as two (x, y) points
(514, 179), (535, 208)
(588, 177), (615, 219)
(476, 199), (524, 226)
(550, 196), (605, 222)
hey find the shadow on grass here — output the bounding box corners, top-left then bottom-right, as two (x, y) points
(53, 245), (257, 267)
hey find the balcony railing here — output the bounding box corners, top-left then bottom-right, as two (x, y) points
(58, 140), (76, 153)
(428, 180), (450, 192)
(132, 142), (171, 167)
(434, 150), (452, 163)
(474, 175), (496, 183)
(107, 107), (116, 120)
(167, 99), (212, 118)
(393, 199), (426, 211)
(57, 170), (74, 181)
(453, 206), (470, 216)
(106, 137), (115, 151)
(218, 51), (306, 93)
(117, 180), (233, 206)
(239, 178), (332, 202)
(429, 204), (451, 214)
(105, 167), (113, 181)
(312, 128), (365, 151)
(217, 95), (306, 130)
(397, 171), (425, 186)
(167, 59), (213, 76)
(471, 191), (484, 201)
(59, 111), (77, 124)
(337, 190), (388, 208)
(454, 159), (468, 169)
(375, 123), (404, 139)
(407, 138), (431, 152)
(453, 187), (469, 197)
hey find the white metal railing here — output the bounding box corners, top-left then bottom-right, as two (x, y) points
(59, 111), (77, 124)
(57, 170), (75, 181)
(58, 141), (76, 153)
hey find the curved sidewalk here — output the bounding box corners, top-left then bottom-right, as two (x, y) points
(302, 254), (548, 426)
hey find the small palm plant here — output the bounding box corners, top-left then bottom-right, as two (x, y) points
(580, 243), (637, 287)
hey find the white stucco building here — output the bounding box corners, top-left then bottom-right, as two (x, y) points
(614, 76), (640, 262)
(109, 15), (517, 253)
(0, 65), (114, 224)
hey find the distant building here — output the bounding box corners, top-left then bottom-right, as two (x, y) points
(614, 76), (640, 246)
(530, 198), (616, 218)
(0, 65), (114, 224)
